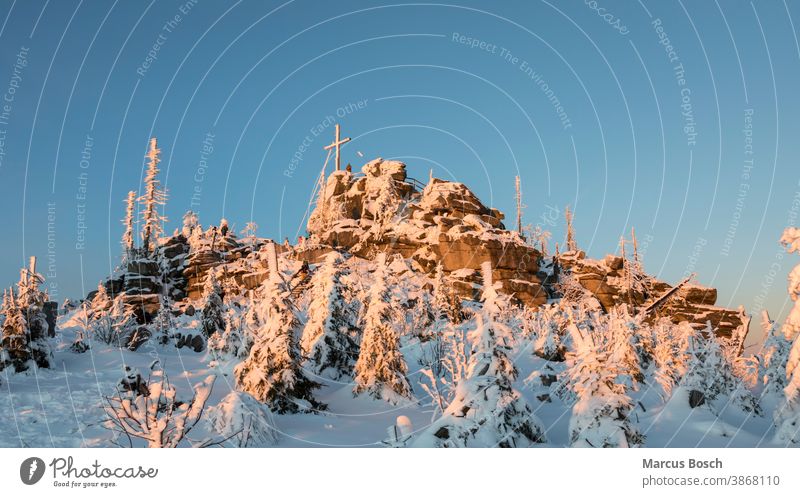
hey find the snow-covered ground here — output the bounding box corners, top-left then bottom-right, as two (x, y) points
(0, 306), (783, 448)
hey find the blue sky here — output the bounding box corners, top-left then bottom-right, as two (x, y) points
(0, 0), (799, 324)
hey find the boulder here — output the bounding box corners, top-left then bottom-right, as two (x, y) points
(680, 284), (717, 306)
(120, 293), (160, 319)
(175, 333), (205, 353)
(420, 179), (490, 218)
(363, 158), (406, 182)
(126, 260), (160, 276)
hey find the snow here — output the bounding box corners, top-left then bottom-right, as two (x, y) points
(0, 293), (793, 447)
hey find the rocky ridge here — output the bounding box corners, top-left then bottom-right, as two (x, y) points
(94, 157), (746, 337)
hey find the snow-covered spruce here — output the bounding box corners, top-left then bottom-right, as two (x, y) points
(781, 227), (800, 338)
(139, 137), (167, 254)
(564, 322), (643, 448)
(774, 227), (800, 443)
(151, 294), (175, 345)
(0, 261), (52, 372)
(607, 307), (648, 388)
(121, 190), (136, 264)
(774, 338), (800, 443)
(651, 319), (691, 398)
(431, 263), (462, 324)
(528, 304), (566, 362)
(200, 271), (225, 338)
(208, 312), (249, 360)
(414, 263), (546, 447)
(419, 316), (470, 420)
(681, 324), (760, 414)
(759, 311), (791, 397)
(353, 254), (413, 404)
(300, 251), (358, 380)
(234, 276), (325, 414)
(91, 282), (112, 317)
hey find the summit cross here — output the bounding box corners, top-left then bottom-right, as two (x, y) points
(324, 124), (351, 171)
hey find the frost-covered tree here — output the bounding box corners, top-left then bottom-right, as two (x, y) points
(301, 252), (358, 379)
(122, 190), (136, 262)
(431, 263), (461, 324)
(419, 266), (468, 418)
(0, 260), (52, 372)
(775, 331), (800, 443)
(622, 228), (651, 304)
(92, 298), (137, 347)
(529, 304), (565, 362)
(564, 323), (643, 448)
(608, 308), (647, 387)
(104, 363), (215, 448)
(353, 255), (413, 403)
(526, 224), (551, 256)
(181, 210), (199, 238)
(91, 282), (112, 317)
(151, 294), (175, 345)
(409, 289), (435, 338)
(419, 315), (470, 420)
(208, 313), (248, 360)
(240, 221), (258, 248)
(681, 325), (759, 413)
(70, 303), (91, 353)
(200, 271), (224, 338)
(774, 228), (800, 443)
(565, 205), (577, 252)
(0, 290), (30, 371)
(652, 319), (687, 398)
(759, 310), (791, 397)
(775, 366), (800, 443)
(139, 137), (167, 254)
(781, 227), (800, 338)
(235, 276), (324, 414)
(414, 263), (546, 447)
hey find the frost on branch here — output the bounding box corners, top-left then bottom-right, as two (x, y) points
(104, 364), (215, 448)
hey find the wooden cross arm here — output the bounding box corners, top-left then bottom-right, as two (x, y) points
(324, 137), (351, 150)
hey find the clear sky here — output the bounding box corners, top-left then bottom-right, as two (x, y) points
(0, 0), (799, 327)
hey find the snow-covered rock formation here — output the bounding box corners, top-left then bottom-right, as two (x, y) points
(299, 157), (746, 336)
